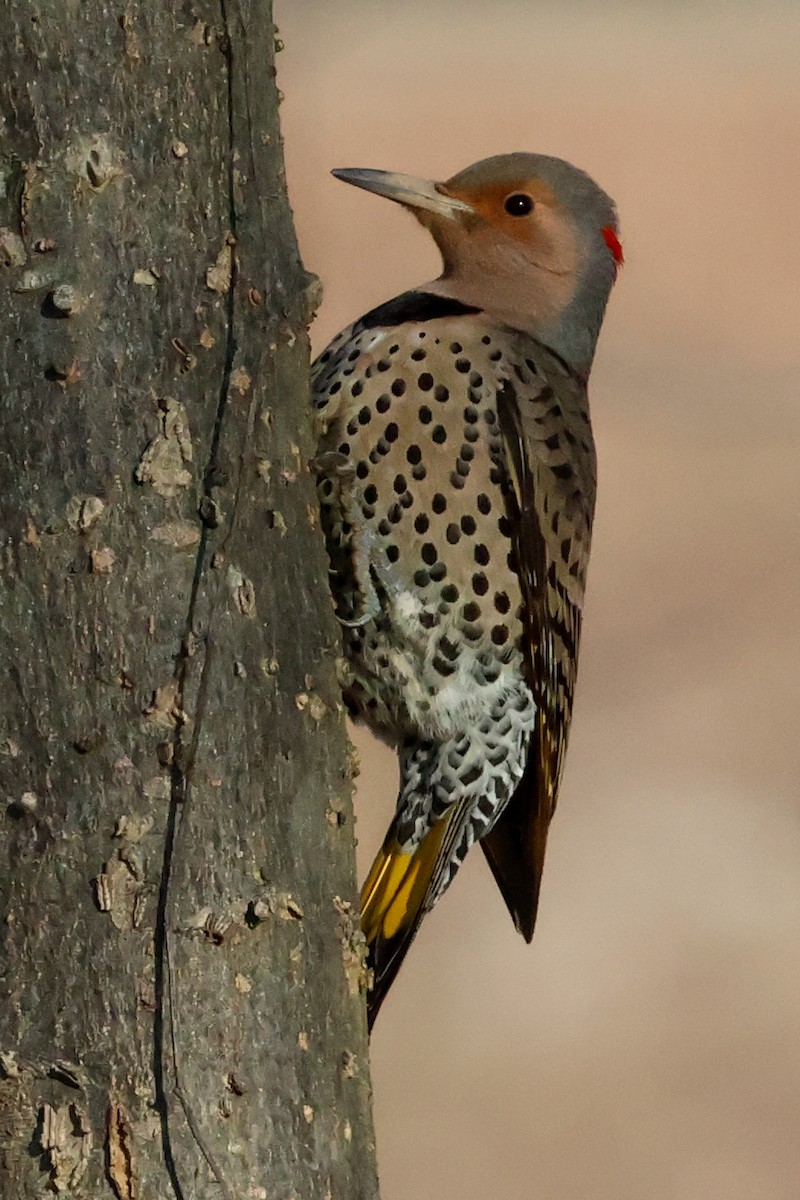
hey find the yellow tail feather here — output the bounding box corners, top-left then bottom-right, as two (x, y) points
(360, 813), (456, 1027)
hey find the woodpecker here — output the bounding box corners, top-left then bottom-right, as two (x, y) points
(312, 153), (621, 1027)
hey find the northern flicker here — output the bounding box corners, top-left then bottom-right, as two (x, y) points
(312, 153), (621, 1027)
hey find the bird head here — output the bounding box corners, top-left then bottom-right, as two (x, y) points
(333, 153), (621, 377)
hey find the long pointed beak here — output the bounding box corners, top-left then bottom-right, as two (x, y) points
(332, 168), (473, 221)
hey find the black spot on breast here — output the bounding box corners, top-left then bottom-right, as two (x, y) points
(479, 659), (501, 684)
(438, 636), (460, 662)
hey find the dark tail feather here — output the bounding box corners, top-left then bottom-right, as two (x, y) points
(480, 760), (550, 943)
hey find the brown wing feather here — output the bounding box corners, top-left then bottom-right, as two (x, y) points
(482, 374), (583, 939)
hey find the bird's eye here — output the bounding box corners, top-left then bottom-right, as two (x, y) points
(503, 193), (534, 217)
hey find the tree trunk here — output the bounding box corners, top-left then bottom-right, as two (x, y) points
(0, 3), (378, 1197)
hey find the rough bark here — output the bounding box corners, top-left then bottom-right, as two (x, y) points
(0, 2), (378, 1197)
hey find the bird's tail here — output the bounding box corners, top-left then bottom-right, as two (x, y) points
(360, 808), (458, 1029)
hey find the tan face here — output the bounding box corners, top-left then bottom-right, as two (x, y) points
(438, 172), (622, 276)
(411, 174), (585, 331)
(433, 174), (581, 284)
(330, 155), (621, 368)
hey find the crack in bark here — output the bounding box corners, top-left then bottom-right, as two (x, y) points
(152, 6), (242, 1198)
(1, 3), (379, 1197)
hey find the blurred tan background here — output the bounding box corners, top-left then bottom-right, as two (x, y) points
(276, 4), (800, 1196)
